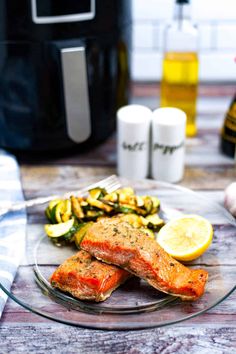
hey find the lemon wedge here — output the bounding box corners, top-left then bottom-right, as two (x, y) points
(157, 214), (213, 261)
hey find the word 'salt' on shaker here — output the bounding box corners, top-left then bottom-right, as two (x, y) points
(151, 107), (187, 183)
(117, 105), (152, 179)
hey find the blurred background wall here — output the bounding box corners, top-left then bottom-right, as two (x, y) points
(131, 0), (236, 82)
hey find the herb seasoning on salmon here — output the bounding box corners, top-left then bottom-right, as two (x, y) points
(50, 250), (130, 302)
(80, 218), (208, 301)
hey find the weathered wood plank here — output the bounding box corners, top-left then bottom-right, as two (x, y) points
(131, 82), (235, 98)
(18, 130), (235, 169)
(20, 165), (236, 197)
(1, 321), (236, 354)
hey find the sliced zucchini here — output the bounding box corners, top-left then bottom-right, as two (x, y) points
(139, 227), (155, 239)
(80, 200), (89, 207)
(86, 196), (113, 213)
(48, 199), (62, 211)
(45, 218), (75, 238)
(55, 200), (72, 223)
(61, 225), (79, 242)
(139, 216), (149, 227)
(145, 214), (165, 231)
(118, 213), (143, 228)
(136, 196), (145, 207)
(143, 196), (153, 215)
(100, 199), (117, 208)
(47, 199), (62, 223)
(85, 210), (105, 220)
(50, 204), (58, 224)
(71, 196), (84, 219)
(117, 188), (135, 204)
(61, 199), (72, 222)
(103, 192), (119, 203)
(150, 197), (160, 213)
(117, 187), (134, 195)
(88, 188), (107, 200)
(45, 207), (52, 222)
(74, 222), (93, 248)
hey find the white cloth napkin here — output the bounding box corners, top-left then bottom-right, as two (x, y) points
(0, 150), (26, 318)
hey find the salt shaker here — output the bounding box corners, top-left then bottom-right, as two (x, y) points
(151, 107), (186, 183)
(117, 104), (152, 179)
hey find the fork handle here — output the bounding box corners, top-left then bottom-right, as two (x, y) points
(0, 175), (119, 215)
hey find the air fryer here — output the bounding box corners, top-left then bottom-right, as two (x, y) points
(0, 0), (132, 151)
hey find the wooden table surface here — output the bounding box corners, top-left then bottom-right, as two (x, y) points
(1, 84), (236, 353)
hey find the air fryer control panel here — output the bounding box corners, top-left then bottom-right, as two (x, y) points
(31, 0), (95, 24)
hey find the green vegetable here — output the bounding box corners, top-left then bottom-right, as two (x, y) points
(74, 222), (93, 248)
(44, 186), (165, 242)
(45, 218), (75, 237)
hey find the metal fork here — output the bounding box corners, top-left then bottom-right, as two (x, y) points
(0, 174), (121, 216)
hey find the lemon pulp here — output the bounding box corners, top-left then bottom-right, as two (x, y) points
(157, 214), (213, 261)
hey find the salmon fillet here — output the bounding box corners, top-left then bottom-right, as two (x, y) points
(50, 250), (130, 302)
(80, 218), (208, 301)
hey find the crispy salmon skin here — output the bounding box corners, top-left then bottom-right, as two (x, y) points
(50, 250), (130, 302)
(80, 218), (208, 301)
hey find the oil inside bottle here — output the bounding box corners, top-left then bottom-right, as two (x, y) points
(160, 51), (199, 137)
(221, 95), (236, 158)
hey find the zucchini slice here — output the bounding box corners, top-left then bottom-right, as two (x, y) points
(71, 196), (84, 219)
(85, 210), (105, 220)
(145, 214), (165, 230)
(150, 197), (160, 213)
(117, 213), (143, 228)
(50, 204), (59, 224)
(103, 192), (119, 203)
(143, 196), (153, 215)
(136, 196), (145, 207)
(74, 222), (93, 248)
(86, 196), (113, 213)
(45, 207), (52, 222)
(55, 200), (72, 223)
(117, 205), (136, 214)
(88, 188), (107, 200)
(61, 199), (72, 222)
(139, 227), (155, 239)
(45, 218), (75, 238)
(48, 199), (62, 211)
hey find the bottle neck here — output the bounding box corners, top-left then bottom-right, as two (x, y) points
(174, 3), (191, 27)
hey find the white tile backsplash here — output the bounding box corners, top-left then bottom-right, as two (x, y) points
(132, 0), (174, 20)
(217, 24), (236, 49)
(132, 51), (163, 81)
(133, 23), (154, 49)
(191, 0), (236, 21)
(132, 51), (236, 82)
(199, 52), (236, 81)
(132, 0), (236, 82)
(198, 24), (213, 50)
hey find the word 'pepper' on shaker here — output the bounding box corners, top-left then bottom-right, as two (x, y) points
(151, 107), (186, 183)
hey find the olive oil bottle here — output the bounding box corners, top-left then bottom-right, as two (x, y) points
(221, 94), (236, 158)
(160, 0), (199, 137)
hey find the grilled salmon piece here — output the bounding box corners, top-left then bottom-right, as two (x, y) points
(50, 250), (130, 302)
(80, 218), (208, 301)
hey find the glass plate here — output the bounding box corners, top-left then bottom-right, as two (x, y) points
(1, 177), (236, 330)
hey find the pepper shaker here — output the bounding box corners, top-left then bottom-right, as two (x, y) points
(117, 105), (152, 179)
(151, 107), (186, 183)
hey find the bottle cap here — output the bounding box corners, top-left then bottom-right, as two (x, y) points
(176, 0), (190, 4)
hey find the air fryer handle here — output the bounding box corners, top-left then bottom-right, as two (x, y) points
(60, 47), (91, 143)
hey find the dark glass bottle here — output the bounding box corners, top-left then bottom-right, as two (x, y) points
(221, 94), (236, 158)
